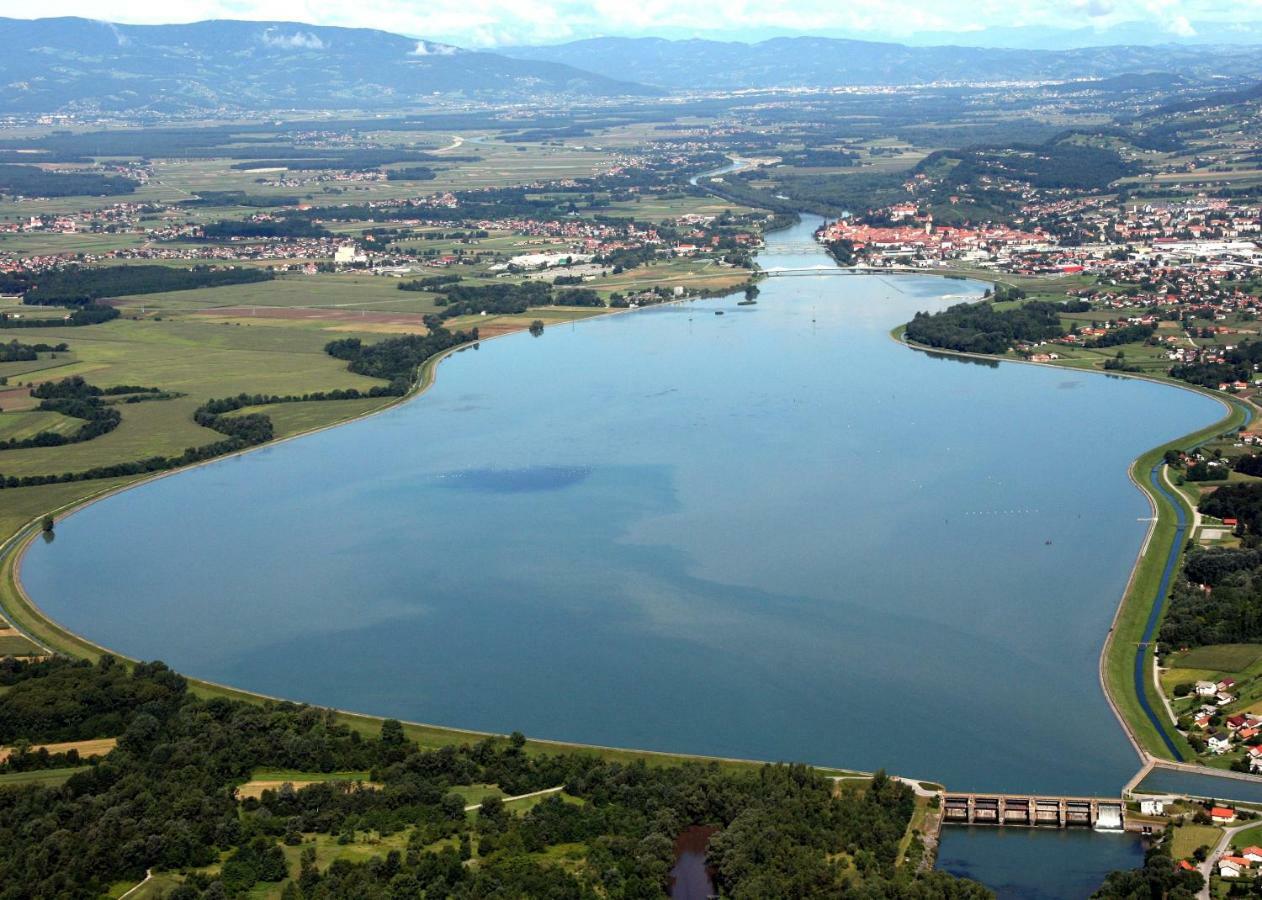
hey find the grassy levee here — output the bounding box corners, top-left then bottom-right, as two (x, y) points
(1103, 396), (1248, 760)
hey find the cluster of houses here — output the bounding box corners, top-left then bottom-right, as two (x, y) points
(1185, 679), (1262, 763)
(1217, 834), (1262, 880)
(1, 191), (765, 284)
(818, 192), (1262, 280)
(819, 215), (1048, 263)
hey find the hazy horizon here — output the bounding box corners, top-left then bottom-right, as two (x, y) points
(1, 2), (1260, 50)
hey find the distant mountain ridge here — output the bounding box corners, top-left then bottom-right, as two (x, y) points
(501, 35), (1262, 90)
(0, 17), (656, 113)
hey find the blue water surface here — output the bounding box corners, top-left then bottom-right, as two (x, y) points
(23, 217), (1223, 794)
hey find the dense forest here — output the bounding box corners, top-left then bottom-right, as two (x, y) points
(198, 221), (331, 241)
(916, 142), (1135, 194)
(1198, 483), (1262, 537)
(10, 265), (273, 307)
(387, 167), (438, 181)
(1161, 538), (1262, 648)
(0, 164), (137, 198)
(706, 137), (1134, 221)
(0, 656), (989, 899)
(903, 301), (1066, 355)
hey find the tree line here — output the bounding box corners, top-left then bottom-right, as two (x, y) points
(9, 265), (273, 307)
(324, 326), (477, 392)
(0, 339), (67, 362)
(0, 376), (165, 452)
(0, 305), (119, 328)
(1171, 339), (1262, 389)
(0, 164), (137, 198)
(1091, 826), (1203, 897)
(0, 655), (990, 899)
(0, 328), (476, 490)
(402, 281), (604, 319)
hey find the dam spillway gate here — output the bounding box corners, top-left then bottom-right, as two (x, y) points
(941, 794), (1125, 830)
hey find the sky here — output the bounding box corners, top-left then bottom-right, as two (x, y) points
(1, 0), (1261, 48)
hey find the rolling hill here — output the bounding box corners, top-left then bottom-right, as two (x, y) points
(501, 35), (1262, 90)
(0, 17), (656, 114)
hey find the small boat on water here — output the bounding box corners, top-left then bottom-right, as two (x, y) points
(737, 299), (757, 306)
(714, 310), (724, 316)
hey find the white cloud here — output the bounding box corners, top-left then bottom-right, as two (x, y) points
(410, 40), (458, 55)
(259, 27), (325, 49)
(1166, 13), (1196, 34)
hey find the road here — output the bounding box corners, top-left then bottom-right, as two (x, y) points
(1199, 821), (1257, 900)
(832, 774), (940, 798)
(118, 870), (153, 899)
(464, 785), (563, 812)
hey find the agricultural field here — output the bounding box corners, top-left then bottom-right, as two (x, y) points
(0, 736), (116, 763)
(0, 765), (90, 787)
(110, 273), (434, 313)
(1171, 822), (1222, 860)
(0, 231), (146, 256)
(1172, 644), (1262, 673)
(0, 630), (41, 656)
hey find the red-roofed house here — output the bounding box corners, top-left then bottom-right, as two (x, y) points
(1212, 806), (1238, 824)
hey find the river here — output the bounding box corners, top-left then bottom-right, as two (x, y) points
(20, 215), (1225, 895)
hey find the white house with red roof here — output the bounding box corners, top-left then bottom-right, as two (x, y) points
(1220, 856), (1249, 878)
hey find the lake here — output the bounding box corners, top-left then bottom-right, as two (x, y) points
(21, 215), (1226, 893)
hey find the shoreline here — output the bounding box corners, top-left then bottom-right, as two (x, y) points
(894, 328), (1257, 789)
(4, 292), (879, 776)
(10, 234), (1245, 799)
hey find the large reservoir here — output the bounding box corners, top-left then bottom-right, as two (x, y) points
(22, 218), (1224, 893)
